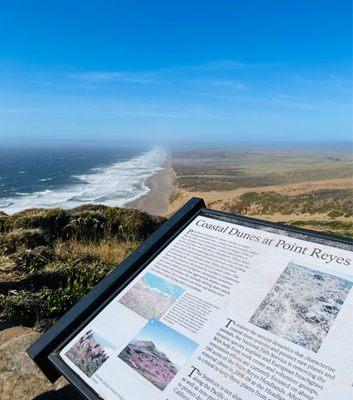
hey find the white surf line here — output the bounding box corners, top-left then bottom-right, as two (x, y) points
(0, 147), (167, 214)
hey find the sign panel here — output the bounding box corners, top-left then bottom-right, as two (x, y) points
(53, 212), (353, 400)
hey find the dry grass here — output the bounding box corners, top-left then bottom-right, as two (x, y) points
(54, 239), (138, 266)
(0, 205), (164, 328)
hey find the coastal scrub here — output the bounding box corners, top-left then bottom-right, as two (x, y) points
(0, 205), (164, 329)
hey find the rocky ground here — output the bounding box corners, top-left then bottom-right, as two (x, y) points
(0, 325), (81, 399)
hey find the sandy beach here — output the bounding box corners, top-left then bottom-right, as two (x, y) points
(127, 158), (174, 216)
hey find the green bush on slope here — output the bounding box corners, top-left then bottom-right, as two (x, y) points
(0, 205), (164, 329)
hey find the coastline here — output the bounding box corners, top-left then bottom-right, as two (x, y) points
(127, 158), (174, 216)
(0, 147), (167, 215)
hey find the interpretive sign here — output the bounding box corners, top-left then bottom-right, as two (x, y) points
(28, 198), (353, 400)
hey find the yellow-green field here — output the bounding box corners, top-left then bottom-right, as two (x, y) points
(168, 149), (353, 237)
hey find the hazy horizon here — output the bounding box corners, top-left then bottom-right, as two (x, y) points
(1, 139), (352, 153)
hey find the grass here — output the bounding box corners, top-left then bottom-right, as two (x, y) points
(0, 205), (164, 329)
(172, 150), (353, 191)
(288, 220), (353, 238)
(54, 238), (138, 266)
(168, 190), (181, 204)
(221, 189), (353, 238)
(224, 189), (353, 217)
(1, 182), (352, 328)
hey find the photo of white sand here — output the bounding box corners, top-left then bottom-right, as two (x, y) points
(250, 262), (353, 352)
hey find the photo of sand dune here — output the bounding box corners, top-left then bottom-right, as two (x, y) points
(250, 262), (353, 352)
(119, 272), (184, 320)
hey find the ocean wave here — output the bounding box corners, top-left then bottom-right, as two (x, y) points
(38, 178), (53, 182)
(0, 147), (167, 214)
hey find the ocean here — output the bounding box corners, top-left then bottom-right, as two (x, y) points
(0, 146), (167, 214)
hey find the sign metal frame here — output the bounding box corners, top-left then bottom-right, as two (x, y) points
(27, 197), (353, 399)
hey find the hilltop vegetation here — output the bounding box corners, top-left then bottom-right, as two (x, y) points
(1, 181), (352, 330)
(224, 189), (352, 217)
(0, 206), (164, 329)
(172, 149), (352, 191)
(221, 189), (353, 238)
(168, 149), (353, 238)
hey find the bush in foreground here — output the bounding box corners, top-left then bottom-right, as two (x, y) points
(0, 205), (164, 329)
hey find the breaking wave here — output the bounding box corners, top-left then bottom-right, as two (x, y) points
(0, 147), (167, 214)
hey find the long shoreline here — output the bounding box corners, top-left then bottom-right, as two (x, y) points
(127, 157), (175, 216)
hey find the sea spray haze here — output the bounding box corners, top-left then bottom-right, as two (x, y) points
(0, 146), (167, 214)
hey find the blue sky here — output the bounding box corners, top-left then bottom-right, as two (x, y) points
(144, 273), (184, 301)
(0, 1), (351, 146)
(83, 330), (117, 355)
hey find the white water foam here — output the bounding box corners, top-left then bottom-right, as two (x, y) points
(0, 147), (167, 214)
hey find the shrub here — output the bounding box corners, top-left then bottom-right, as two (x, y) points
(0, 260), (112, 327)
(0, 204), (164, 329)
(10, 246), (54, 273)
(327, 210), (344, 218)
(0, 212), (9, 233)
(9, 208), (70, 238)
(0, 229), (48, 255)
